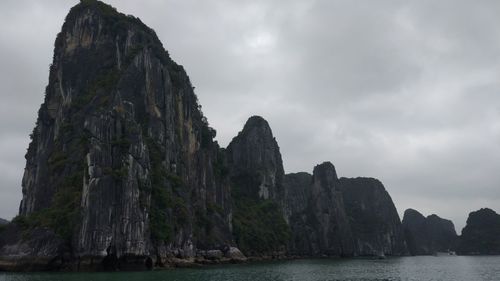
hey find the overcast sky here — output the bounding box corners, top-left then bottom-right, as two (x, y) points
(1, 0), (499, 231)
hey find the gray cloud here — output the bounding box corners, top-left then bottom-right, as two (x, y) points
(0, 0), (499, 231)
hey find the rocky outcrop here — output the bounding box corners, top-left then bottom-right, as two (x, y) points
(227, 116), (290, 256)
(226, 116), (285, 202)
(339, 178), (407, 256)
(0, 224), (67, 271)
(284, 164), (353, 256)
(282, 172), (312, 223)
(3, 0), (235, 270)
(0, 0), (414, 271)
(402, 209), (457, 255)
(288, 163), (354, 256)
(457, 208), (500, 255)
(284, 168), (407, 257)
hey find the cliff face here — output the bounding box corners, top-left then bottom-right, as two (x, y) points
(226, 116), (290, 256)
(302, 163), (355, 256)
(226, 116), (285, 202)
(0, 0), (413, 271)
(339, 178), (407, 256)
(284, 166), (407, 257)
(282, 172), (312, 223)
(402, 209), (457, 255)
(283, 163), (354, 256)
(5, 0), (233, 270)
(457, 208), (500, 255)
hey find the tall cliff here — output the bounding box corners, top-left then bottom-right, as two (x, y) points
(226, 118), (407, 258)
(0, 0), (413, 271)
(226, 116), (290, 256)
(285, 163), (354, 256)
(283, 167), (407, 257)
(457, 208), (500, 255)
(339, 178), (407, 256)
(4, 0), (234, 270)
(402, 209), (457, 255)
(226, 116), (285, 202)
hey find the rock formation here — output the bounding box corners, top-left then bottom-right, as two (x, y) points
(283, 165), (407, 257)
(457, 208), (500, 255)
(3, 0), (233, 270)
(0, 0), (412, 271)
(227, 116), (285, 202)
(339, 178), (407, 256)
(286, 163), (355, 256)
(0, 224), (66, 271)
(402, 209), (457, 255)
(226, 116), (290, 256)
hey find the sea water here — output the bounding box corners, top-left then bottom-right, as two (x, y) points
(1, 256), (499, 281)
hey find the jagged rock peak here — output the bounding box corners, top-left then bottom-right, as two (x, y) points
(227, 115), (284, 200)
(229, 115), (276, 144)
(426, 214), (454, 225)
(226, 116), (289, 254)
(63, 0), (163, 50)
(402, 208), (457, 255)
(403, 208), (426, 220)
(9, 0), (233, 271)
(234, 115), (275, 143)
(242, 115), (271, 130)
(458, 207), (500, 255)
(465, 208), (499, 223)
(338, 177), (408, 256)
(403, 209), (456, 229)
(69, 0), (157, 36)
(312, 162), (338, 188)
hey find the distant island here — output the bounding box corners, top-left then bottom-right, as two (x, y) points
(0, 0), (498, 271)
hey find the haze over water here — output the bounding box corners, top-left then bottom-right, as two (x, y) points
(1, 256), (499, 281)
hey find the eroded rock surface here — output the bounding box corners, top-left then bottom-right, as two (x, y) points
(402, 209), (457, 255)
(227, 116), (285, 202)
(339, 178), (407, 256)
(4, 0), (235, 270)
(284, 166), (407, 257)
(226, 116), (290, 256)
(1, 0), (417, 271)
(457, 208), (500, 255)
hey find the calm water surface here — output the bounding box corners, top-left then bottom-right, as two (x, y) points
(1, 256), (499, 281)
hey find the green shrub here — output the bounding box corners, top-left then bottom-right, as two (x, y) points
(213, 154), (229, 178)
(111, 137), (131, 153)
(232, 184), (291, 254)
(48, 151), (68, 173)
(13, 169), (83, 240)
(194, 208), (213, 238)
(150, 195), (172, 242)
(72, 68), (120, 110)
(207, 202), (224, 215)
(200, 125), (216, 149)
(147, 138), (189, 243)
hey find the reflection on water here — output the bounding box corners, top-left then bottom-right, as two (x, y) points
(1, 256), (499, 281)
